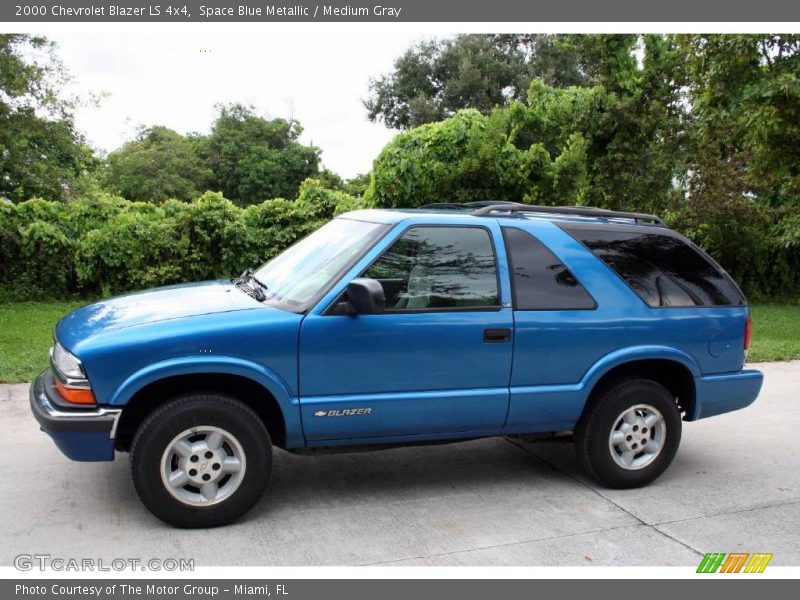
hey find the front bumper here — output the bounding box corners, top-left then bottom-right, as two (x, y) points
(692, 368), (764, 420)
(29, 370), (120, 461)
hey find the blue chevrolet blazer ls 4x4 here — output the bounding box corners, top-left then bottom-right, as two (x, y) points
(30, 202), (763, 527)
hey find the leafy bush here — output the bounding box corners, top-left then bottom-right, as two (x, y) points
(0, 180), (368, 298)
(365, 109), (567, 208)
(19, 220), (74, 294)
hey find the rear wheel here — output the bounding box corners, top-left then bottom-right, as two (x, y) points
(131, 393), (271, 528)
(575, 378), (681, 488)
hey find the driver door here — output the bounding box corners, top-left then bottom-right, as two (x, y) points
(299, 224), (514, 443)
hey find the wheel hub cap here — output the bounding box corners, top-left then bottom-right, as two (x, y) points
(160, 426), (246, 506)
(608, 404), (666, 470)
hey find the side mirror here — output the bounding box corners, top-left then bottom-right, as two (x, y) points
(345, 277), (385, 314)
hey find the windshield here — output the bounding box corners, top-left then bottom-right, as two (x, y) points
(254, 218), (388, 311)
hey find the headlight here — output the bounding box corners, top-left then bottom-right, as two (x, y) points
(51, 341), (85, 380)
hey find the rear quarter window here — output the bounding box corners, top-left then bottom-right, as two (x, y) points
(502, 226), (596, 310)
(560, 224), (745, 308)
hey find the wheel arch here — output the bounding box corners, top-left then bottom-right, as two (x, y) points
(110, 356), (301, 451)
(579, 347), (699, 423)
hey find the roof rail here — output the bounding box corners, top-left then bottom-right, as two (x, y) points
(471, 202), (666, 227)
(419, 201), (519, 210)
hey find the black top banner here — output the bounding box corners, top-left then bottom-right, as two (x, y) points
(4, 0), (800, 22)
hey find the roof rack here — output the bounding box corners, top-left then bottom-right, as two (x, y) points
(419, 201), (519, 210)
(471, 202), (666, 227)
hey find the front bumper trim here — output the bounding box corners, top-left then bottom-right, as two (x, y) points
(30, 370), (122, 457)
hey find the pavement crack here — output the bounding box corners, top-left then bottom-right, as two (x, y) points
(505, 438), (704, 558)
(358, 522), (648, 566)
(654, 498), (800, 527)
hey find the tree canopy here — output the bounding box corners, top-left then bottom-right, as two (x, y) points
(0, 34), (95, 202)
(105, 126), (212, 202)
(366, 35), (687, 214)
(103, 105), (321, 205)
(364, 34), (586, 129)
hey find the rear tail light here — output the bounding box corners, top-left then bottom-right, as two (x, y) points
(744, 316), (752, 351)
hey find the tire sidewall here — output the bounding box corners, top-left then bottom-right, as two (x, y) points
(131, 395), (271, 528)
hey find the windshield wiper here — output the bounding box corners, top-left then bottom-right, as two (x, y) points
(233, 268), (268, 302)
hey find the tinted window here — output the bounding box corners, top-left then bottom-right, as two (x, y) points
(562, 225), (745, 308)
(364, 226), (499, 310)
(502, 227), (596, 310)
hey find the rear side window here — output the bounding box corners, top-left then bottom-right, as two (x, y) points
(561, 225), (745, 308)
(502, 227), (596, 310)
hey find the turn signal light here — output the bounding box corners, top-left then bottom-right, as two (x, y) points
(55, 380), (96, 405)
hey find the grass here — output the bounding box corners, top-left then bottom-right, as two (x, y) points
(0, 300), (84, 383)
(748, 304), (800, 363)
(0, 300), (797, 383)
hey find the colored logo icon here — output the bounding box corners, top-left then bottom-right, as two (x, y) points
(697, 553), (773, 573)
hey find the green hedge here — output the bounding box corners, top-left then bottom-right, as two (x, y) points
(1, 173), (798, 301)
(0, 179), (369, 299)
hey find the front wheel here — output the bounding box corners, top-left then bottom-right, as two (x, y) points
(130, 394), (272, 528)
(575, 378), (682, 489)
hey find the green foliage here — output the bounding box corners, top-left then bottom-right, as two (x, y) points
(366, 109), (571, 207)
(0, 34), (96, 202)
(206, 104), (321, 205)
(105, 126), (213, 202)
(342, 173), (371, 197)
(678, 35), (800, 207)
(0, 181), (367, 298)
(3, 33), (800, 301)
(99, 106), (321, 206)
(76, 210), (184, 295)
(365, 34), (586, 129)
(365, 73), (681, 214)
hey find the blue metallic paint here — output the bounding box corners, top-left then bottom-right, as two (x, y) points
(54, 280), (305, 448)
(39, 209), (763, 461)
(107, 355), (305, 448)
(299, 217), (516, 441)
(694, 369), (764, 420)
(46, 430), (116, 462)
(56, 280), (262, 348)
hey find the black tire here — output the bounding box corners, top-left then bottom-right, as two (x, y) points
(575, 377), (681, 489)
(130, 393), (271, 528)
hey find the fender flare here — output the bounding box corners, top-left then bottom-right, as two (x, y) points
(579, 344), (700, 397)
(109, 355), (303, 447)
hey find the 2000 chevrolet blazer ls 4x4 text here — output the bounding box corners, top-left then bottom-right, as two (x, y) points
(30, 202), (764, 527)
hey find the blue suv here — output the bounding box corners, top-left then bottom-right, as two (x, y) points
(30, 202), (763, 527)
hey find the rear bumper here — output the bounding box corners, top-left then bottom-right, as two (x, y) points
(692, 368), (764, 420)
(29, 370), (120, 461)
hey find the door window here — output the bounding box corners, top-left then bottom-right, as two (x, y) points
(363, 226), (500, 310)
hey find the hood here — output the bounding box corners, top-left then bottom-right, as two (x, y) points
(56, 280), (263, 350)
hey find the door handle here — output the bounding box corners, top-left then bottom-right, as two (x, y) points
(483, 328), (511, 343)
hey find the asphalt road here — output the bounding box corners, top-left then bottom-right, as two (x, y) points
(1, 361), (798, 567)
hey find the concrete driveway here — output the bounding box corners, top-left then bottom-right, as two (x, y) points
(1, 361), (798, 567)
